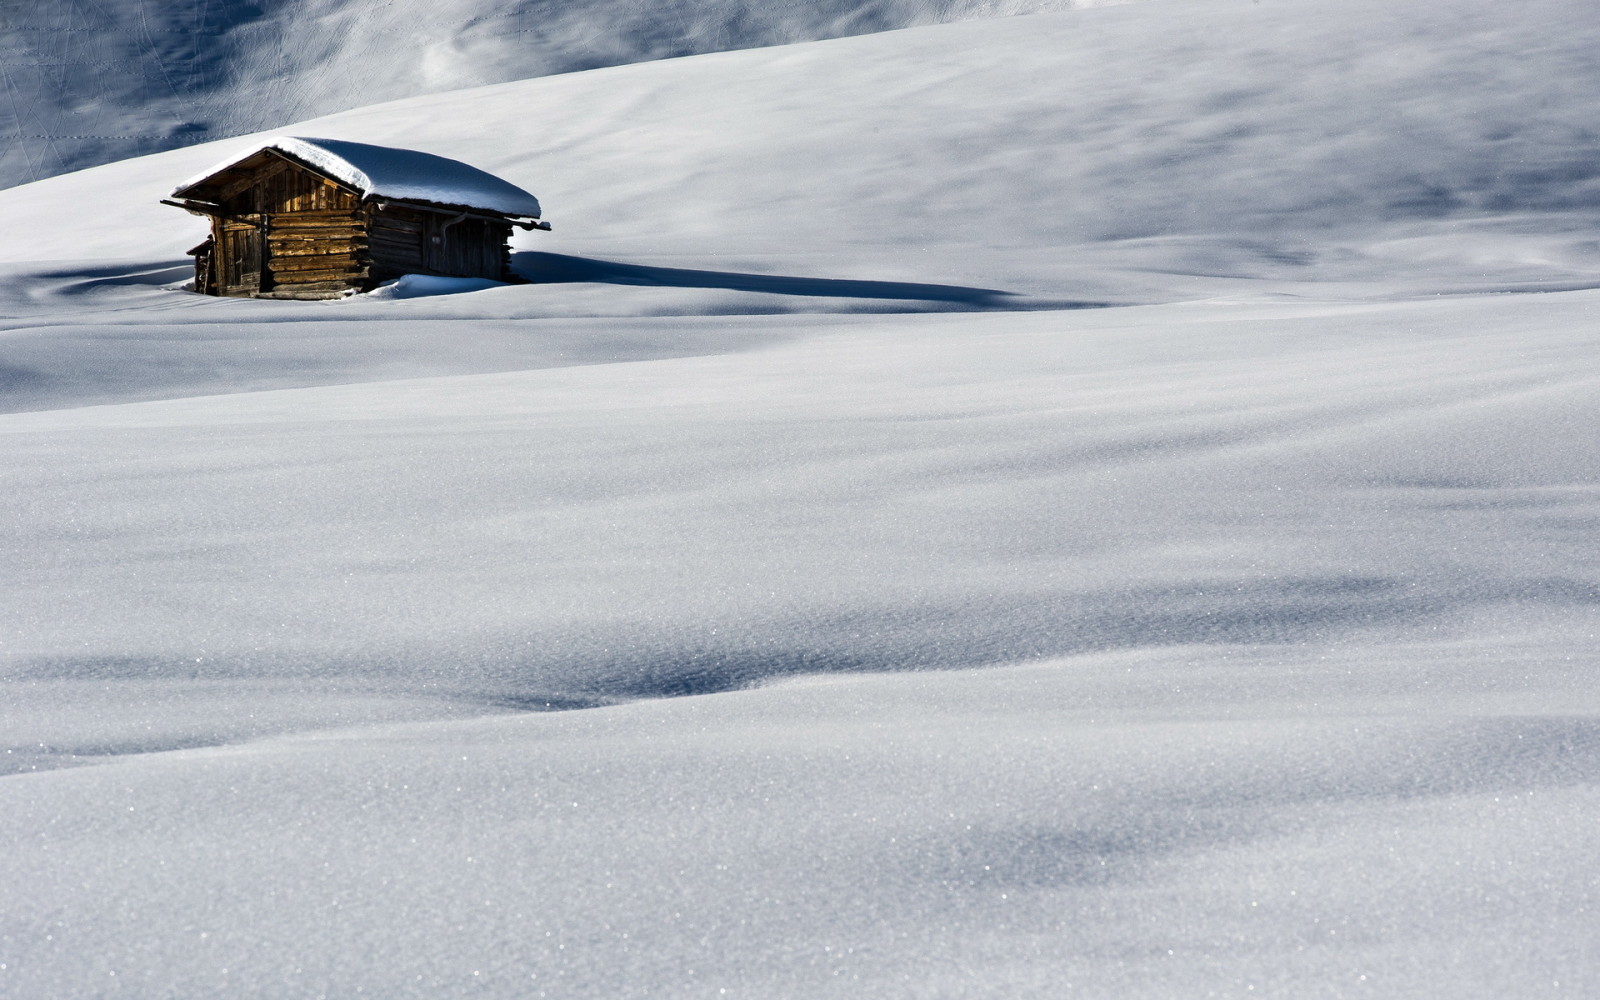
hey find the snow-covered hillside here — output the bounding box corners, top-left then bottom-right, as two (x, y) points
(3, 0), (1600, 996)
(0, 0), (1116, 190)
(5, 0), (1597, 297)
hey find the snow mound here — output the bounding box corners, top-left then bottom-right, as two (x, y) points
(363, 274), (509, 299)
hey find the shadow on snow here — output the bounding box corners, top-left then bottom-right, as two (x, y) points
(512, 251), (1101, 311)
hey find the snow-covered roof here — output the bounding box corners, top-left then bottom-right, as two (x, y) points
(173, 136), (542, 218)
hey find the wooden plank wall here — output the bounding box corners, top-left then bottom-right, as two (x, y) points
(366, 206), (427, 281)
(257, 162), (369, 293)
(267, 209), (368, 292)
(439, 218), (513, 280)
(198, 154), (517, 295)
(216, 218), (263, 296)
(366, 209), (511, 283)
(234, 156), (361, 216)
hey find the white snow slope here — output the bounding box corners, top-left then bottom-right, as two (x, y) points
(4, 0), (1600, 997)
(0, 0), (1120, 190)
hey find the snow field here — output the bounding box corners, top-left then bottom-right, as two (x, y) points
(5, 0), (1600, 300)
(7, 279), (1599, 993)
(5, 290), (1598, 698)
(3, 0), (1600, 995)
(5, 656), (1598, 998)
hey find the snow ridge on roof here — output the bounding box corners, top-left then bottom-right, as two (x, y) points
(176, 136), (542, 218)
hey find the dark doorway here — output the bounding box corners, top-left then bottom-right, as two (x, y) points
(220, 219), (265, 295)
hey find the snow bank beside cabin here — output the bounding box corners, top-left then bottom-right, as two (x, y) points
(364, 275), (508, 298)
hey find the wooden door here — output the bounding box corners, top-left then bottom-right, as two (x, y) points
(220, 219), (265, 295)
(423, 214), (446, 274)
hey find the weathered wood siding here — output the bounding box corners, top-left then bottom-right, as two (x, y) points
(367, 207), (513, 283)
(427, 217), (511, 280)
(186, 150), (517, 296)
(217, 153), (362, 217)
(214, 217), (265, 296)
(267, 209), (368, 293)
(366, 206), (427, 281)
(187, 239), (216, 296)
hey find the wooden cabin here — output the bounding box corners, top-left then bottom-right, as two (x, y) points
(164, 136), (549, 299)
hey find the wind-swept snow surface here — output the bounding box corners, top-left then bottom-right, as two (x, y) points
(3, 0), (1600, 996)
(6, 0), (1598, 297)
(0, 0), (1123, 190)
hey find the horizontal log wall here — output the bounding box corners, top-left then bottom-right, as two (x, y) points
(267, 204), (369, 288)
(364, 209), (514, 282)
(366, 206), (427, 281)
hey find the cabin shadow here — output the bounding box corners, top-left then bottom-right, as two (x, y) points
(511, 251), (1076, 310)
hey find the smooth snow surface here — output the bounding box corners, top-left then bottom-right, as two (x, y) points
(3, 0), (1600, 996)
(174, 136), (544, 217)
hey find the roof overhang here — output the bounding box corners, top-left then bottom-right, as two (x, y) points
(367, 197), (550, 230)
(166, 136), (545, 221)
